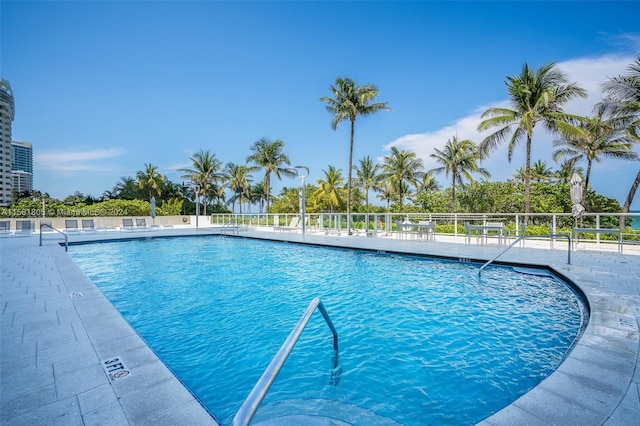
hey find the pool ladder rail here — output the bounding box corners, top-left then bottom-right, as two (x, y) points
(39, 223), (68, 252)
(231, 297), (339, 426)
(478, 233), (571, 275)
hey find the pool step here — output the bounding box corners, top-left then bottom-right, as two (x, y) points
(252, 399), (401, 426)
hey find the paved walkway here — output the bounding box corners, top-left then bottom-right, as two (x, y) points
(1, 227), (639, 425)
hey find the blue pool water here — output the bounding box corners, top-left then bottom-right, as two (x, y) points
(69, 236), (586, 425)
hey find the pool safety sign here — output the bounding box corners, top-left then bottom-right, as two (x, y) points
(102, 356), (131, 381)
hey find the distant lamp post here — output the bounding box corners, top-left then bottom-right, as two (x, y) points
(193, 184), (200, 230)
(288, 166), (309, 236)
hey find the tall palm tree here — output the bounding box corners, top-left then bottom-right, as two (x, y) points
(136, 163), (165, 200)
(320, 77), (391, 232)
(382, 147), (424, 210)
(246, 137), (295, 213)
(478, 62), (586, 215)
(429, 136), (489, 212)
(530, 159), (554, 183)
(597, 55), (640, 139)
(179, 149), (223, 216)
(224, 162), (252, 214)
(312, 166), (345, 213)
(596, 56), (640, 228)
(250, 182), (268, 214)
(353, 155), (383, 213)
(377, 181), (395, 209)
(554, 158), (583, 184)
(114, 176), (140, 200)
(553, 111), (639, 206)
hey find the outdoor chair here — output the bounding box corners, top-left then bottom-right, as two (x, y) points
(15, 220), (33, 235)
(121, 218), (134, 230)
(65, 219), (79, 232)
(82, 219), (96, 231)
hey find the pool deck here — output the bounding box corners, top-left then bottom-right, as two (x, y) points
(1, 226), (639, 425)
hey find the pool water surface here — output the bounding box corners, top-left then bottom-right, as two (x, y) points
(69, 236), (586, 425)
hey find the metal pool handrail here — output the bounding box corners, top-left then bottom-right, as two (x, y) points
(39, 223), (68, 252)
(478, 234), (571, 275)
(231, 297), (339, 426)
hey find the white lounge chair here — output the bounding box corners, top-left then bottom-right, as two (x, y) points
(274, 216), (299, 232)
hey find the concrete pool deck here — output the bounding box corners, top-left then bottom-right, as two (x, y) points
(1, 226), (638, 425)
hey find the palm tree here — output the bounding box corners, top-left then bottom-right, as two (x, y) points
(353, 156), (383, 213)
(312, 166), (345, 213)
(377, 181), (395, 209)
(320, 77), (391, 232)
(554, 158), (584, 184)
(597, 55), (640, 139)
(250, 182), (268, 214)
(382, 147), (424, 210)
(478, 62), (586, 215)
(225, 162), (252, 214)
(429, 136), (490, 212)
(553, 111), (639, 206)
(596, 56), (640, 228)
(179, 149), (223, 216)
(136, 163), (164, 200)
(530, 159), (554, 183)
(114, 176), (140, 200)
(246, 137), (295, 213)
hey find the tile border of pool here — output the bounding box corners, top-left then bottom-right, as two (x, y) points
(1, 228), (638, 425)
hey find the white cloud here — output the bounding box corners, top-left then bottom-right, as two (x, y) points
(35, 148), (125, 175)
(384, 54), (637, 192)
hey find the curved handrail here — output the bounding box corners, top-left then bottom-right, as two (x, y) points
(478, 233), (571, 275)
(39, 223), (68, 252)
(231, 297), (339, 426)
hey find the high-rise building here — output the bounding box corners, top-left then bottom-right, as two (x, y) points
(0, 78), (15, 206)
(12, 141), (33, 193)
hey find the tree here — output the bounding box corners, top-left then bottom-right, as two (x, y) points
(312, 166), (345, 213)
(596, 56), (640, 228)
(225, 162), (252, 214)
(353, 156), (383, 213)
(554, 158), (583, 184)
(179, 149), (223, 216)
(382, 147), (424, 211)
(478, 62), (586, 215)
(320, 77), (391, 232)
(246, 137), (294, 213)
(113, 177), (140, 200)
(136, 163), (164, 200)
(530, 160), (554, 183)
(597, 55), (640, 139)
(553, 111), (638, 206)
(429, 136), (489, 212)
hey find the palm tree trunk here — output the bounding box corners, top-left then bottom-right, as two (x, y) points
(583, 160), (593, 207)
(620, 169), (640, 229)
(524, 135), (532, 218)
(347, 119), (355, 234)
(265, 173), (271, 213)
(451, 176), (456, 213)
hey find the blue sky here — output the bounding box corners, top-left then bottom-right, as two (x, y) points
(3, 1), (640, 209)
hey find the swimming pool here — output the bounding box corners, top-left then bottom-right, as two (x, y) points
(69, 236), (586, 425)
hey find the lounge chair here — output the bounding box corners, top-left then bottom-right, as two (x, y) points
(0, 220), (11, 236)
(15, 220), (34, 235)
(65, 219), (79, 232)
(136, 218), (149, 229)
(100, 218), (116, 231)
(158, 217), (173, 228)
(121, 218), (134, 231)
(274, 216), (299, 232)
(82, 219), (96, 232)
